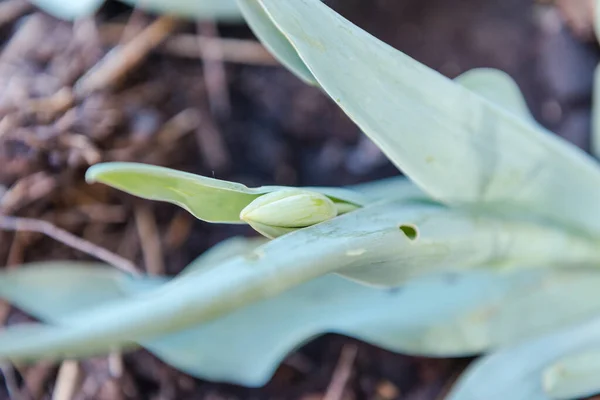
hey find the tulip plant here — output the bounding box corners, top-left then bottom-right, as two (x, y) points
(3, 1), (600, 399)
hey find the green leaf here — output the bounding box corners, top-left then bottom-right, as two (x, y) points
(143, 268), (600, 386)
(179, 236), (268, 276)
(0, 236), (262, 322)
(543, 348), (600, 400)
(236, 0), (317, 85)
(29, 0), (104, 19)
(8, 261), (600, 386)
(454, 68), (533, 122)
(8, 249), (600, 386)
(446, 314), (600, 400)
(347, 175), (428, 202)
(120, 0), (243, 21)
(0, 262), (131, 321)
(1, 200), (600, 362)
(592, 64), (600, 159)
(85, 162), (366, 225)
(30, 0), (242, 21)
(137, 270), (527, 385)
(595, 0), (600, 45)
(255, 0), (600, 237)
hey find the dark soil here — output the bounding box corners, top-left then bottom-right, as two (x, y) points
(0, 0), (598, 399)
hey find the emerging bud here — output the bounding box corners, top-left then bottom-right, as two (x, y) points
(240, 189), (338, 235)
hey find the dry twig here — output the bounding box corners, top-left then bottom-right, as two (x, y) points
(19, 362), (55, 400)
(0, 215), (140, 275)
(74, 16), (179, 97)
(52, 361), (81, 400)
(134, 203), (164, 275)
(0, 0), (31, 30)
(1, 363), (23, 400)
(197, 22), (231, 118)
(323, 344), (358, 400)
(99, 23), (278, 65)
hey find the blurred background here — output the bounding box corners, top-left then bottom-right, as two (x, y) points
(0, 0), (598, 398)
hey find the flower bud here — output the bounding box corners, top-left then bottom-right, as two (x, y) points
(240, 189), (338, 230)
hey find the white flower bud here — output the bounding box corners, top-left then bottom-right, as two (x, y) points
(240, 189), (338, 229)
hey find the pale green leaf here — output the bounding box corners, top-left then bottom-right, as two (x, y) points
(0, 236), (260, 322)
(347, 175), (428, 202)
(0, 262), (130, 320)
(7, 262), (600, 386)
(446, 315), (600, 400)
(543, 348), (600, 400)
(592, 64), (600, 159)
(7, 249), (600, 386)
(85, 162), (366, 225)
(179, 236), (267, 276)
(236, 0), (317, 85)
(29, 0), (104, 19)
(30, 0), (242, 21)
(1, 200), (600, 361)
(120, 0), (243, 21)
(595, 0), (600, 45)
(454, 68), (533, 121)
(256, 0), (600, 236)
(143, 268), (600, 386)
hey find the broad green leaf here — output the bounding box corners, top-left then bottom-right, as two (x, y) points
(0, 236), (263, 323)
(543, 348), (600, 400)
(348, 68), (537, 201)
(120, 0), (243, 21)
(446, 315), (600, 400)
(236, 0), (317, 85)
(85, 162), (366, 225)
(256, 0), (600, 237)
(347, 175), (428, 202)
(592, 64), (600, 159)
(142, 268), (600, 386)
(7, 262), (600, 386)
(0, 262), (132, 320)
(29, 0), (104, 19)
(1, 200), (600, 361)
(179, 236), (267, 276)
(454, 68), (533, 121)
(31, 0), (242, 21)
(8, 251), (600, 386)
(595, 0), (600, 45)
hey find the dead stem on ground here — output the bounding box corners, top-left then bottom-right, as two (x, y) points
(0, 215), (140, 274)
(323, 344), (359, 400)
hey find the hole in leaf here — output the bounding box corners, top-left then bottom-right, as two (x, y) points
(399, 224), (418, 241)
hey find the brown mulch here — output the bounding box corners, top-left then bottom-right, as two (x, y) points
(0, 0), (598, 399)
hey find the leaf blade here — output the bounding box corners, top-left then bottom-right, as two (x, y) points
(256, 0), (600, 236)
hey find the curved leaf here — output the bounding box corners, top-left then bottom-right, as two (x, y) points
(347, 175), (428, 202)
(0, 262), (131, 321)
(236, 0), (317, 85)
(85, 162), (366, 224)
(31, 0), (242, 21)
(7, 263), (600, 386)
(256, 0), (600, 237)
(446, 314), (600, 400)
(138, 270), (534, 386)
(120, 0), (243, 21)
(542, 348), (600, 400)
(454, 68), (533, 121)
(7, 239), (600, 386)
(29, 0), (104, 19)
(592, 64), (600, 159)
(1, 200), (600, 362)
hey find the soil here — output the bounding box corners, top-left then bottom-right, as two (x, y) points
(0, 0), (598, 399)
